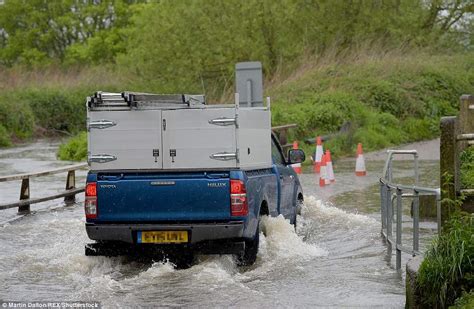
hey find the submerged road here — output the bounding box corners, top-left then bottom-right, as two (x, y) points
(0, 140), (439, 308)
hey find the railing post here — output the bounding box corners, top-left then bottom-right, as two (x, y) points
(440, 116), (457, 225)
(380, 183), (386, 233)
(278, 129), (288, 147)
(414, 154), (419, 186)
(18, 178), (30, 214)
(436, 190), (442, 234)
(396, 188), (402, 270)
(64, 170), (76, 205)
(386, 187), (393, 255)
(413, 190), (419, 255)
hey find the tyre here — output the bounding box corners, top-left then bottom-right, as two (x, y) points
(296, 197), (303, 215)
(291, 206), (297, 227)
(85, 241), (126, 256)
(237, 222), (260, 266)
(171, 251), (195, 269)
(292, 198), (303, 230)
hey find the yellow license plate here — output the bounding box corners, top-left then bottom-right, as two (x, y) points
(139, 231), (188, 244)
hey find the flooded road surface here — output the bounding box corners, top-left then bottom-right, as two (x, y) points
(0, 141), (439, 308)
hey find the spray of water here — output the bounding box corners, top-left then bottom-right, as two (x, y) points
(260, 214), (328, 260)
(302, 196), (378, 228)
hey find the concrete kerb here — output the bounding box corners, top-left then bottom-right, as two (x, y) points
(405, 255), (424, 308)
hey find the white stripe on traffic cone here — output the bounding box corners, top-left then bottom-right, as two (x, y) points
(319, 153), (328, 187)
(326, 150), (335, 183)
(355, 143), (366, 176)
(313, 136), (324, 173)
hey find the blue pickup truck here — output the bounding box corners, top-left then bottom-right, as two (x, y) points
(84, 133), (305, 267)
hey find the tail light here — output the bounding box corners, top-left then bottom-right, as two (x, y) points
(230, 179), (248, 216)
(85, 182), (97, 219)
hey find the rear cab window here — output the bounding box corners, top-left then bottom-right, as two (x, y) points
(271, 136), (286, 165)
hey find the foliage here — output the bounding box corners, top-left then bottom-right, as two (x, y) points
(18, 88), (88, 133)
(451, 291), (474, 309)
(116, 0), (473, 94)
(0, 0), (472, 158)
(417, 213), (474, 307)
(460, 146), (474, 188)
(57, 132), (87, 161)
(269, 52), (473, 156)
(1, 0), (472, 74)
(0, 0), (142, 67)
(0, 95), (35, 140)
(0, 124), (11, 147)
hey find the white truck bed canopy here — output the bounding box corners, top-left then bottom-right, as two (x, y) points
(86, 62), (272, 171)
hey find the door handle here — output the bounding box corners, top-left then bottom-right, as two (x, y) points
(88, 119), (116, 130)
(210, 152), (237, 161)
(88, 154), (117, 164)
(208, 117), (237, 126)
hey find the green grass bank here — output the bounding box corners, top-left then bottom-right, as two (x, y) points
(417, 213), (474, 308)
(269, 51), (474, 158)
(1, 51), (473, 161)
(0, 67), (125, 147)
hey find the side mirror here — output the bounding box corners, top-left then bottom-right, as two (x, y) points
(288, 149), (305, 165)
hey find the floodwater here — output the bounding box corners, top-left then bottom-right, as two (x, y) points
(0, 140), (440, 308)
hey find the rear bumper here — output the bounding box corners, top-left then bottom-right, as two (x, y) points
(85, 221), (245, 244)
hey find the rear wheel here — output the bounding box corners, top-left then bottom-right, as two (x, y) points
(293, 198), (303, 229)
(170, 251), (195, 269)
(237, 222), (260, 266)
(296, 196), (304, 215)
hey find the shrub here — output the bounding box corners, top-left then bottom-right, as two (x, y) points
(57, 132), (87, 161)
(268, 52), (473, 157)
(401, 118), (438, 141)
(19, 88), (88, 133)
(0, 125), (12, 147)
(0, 96), (35, 139)
(460, 146), (474, 188)
(417, 214), (474, 307)
(355, 79), (416, 118)
(452, 291), (474, 309)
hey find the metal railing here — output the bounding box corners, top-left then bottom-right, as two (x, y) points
(0, 163), (88, 214)
(272, 124), (297, 150)
(380, 150), (441, 270)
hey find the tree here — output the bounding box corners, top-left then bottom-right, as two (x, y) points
(0, 0), (142, 67)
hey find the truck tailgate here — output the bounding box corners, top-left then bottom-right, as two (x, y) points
(96, 173), (231, 222)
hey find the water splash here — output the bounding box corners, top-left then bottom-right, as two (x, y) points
(260, 214), (328, 260)
(301, 195), (378, 229)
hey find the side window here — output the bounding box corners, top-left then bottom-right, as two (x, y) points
(271, 138), (285, 165)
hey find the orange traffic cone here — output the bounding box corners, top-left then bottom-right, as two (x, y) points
(355, 143), (366, 176)
(292, 141), (302, 174)
(326, 150), (335, 183)
(313, 136), (324, 173)
(319, 153), (328, 187)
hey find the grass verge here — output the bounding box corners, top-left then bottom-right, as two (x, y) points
(417, 213), (474, 307)
(460, 146), (474, 188)
(269, 51), (473, 157)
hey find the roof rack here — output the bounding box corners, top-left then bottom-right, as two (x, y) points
(87, 91), (206, 110)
